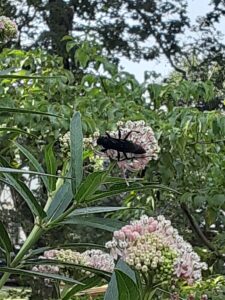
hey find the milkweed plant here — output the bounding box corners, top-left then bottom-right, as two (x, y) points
(0, 111), (216, 300)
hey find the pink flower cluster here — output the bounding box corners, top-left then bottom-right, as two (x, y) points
(105, 215), (207, 285)
(95, 120), (160, 171)
(0, 16), (17, 41)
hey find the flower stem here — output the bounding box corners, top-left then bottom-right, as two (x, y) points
(0, 224), (43, 289)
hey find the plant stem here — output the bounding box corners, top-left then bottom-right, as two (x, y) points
(0, 224), (43, 289)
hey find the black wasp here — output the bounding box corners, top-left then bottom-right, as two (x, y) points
(97, 129), (146, 161)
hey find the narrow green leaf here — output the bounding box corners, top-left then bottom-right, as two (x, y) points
(0, 74), (61, 79)
(46, 180), (73, 220)
(0, 167), (72, 179)
(24, 259), (111, 279)
(69, 206), (128, 217)
(62, 276), (102, 300)
(75, 171), (107, 203)
(2, 175), (46, 219)
(25, 243), (105, 258)
(0, 107), (62, 118)
(14, 141), (49, 190)
(86, 183), (177, 203)
(70, 111), (83, 193)
(26, 243), (105, 258)
(0, 127), (37, 138)
(0, 220), (13, 263)
(44, 143), (57, 192)
(0, 266), (82, 285)
(62, 216), (125, 232)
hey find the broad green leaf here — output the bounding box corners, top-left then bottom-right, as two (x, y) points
(62, 276), (102, 300)
(2, 175), (46, 219)
(46, 180), (73, 220)
(0, 107), (62, 118)
(70, 111), (83, 193)
(44, 143), (57, 192)
(105, 260), (139, 300)
(104, 272), (118, 300)
(116, 260), (137, 284)
(62, 216), (125, 232)
(69, 206), (128, 217)
(0, 220), (13, 264)
(0, 266), (82, 285)
(0, 127), (37, 138)
(115, 270), (140, 300)
(14, 141), (49, 190)
(75, 171), (107, 203)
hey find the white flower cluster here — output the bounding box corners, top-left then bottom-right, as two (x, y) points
(0, 16), (17, 41)
(32, 248), (115, 276)
(59, 132), (70, 156)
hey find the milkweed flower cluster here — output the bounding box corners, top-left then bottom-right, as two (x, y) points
(0, 16), (17, 41)
(59, 132), (71, 156)
(105, 215), (207, 285)
(32, 249), (115, 276)
(95, 120), (160, 171)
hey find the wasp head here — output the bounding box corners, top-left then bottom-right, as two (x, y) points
(97, 136), (108, 146)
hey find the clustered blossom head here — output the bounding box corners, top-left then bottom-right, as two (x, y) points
(171, 293), (208, 300)
(105, 215), (207, 285)
(59, 132), (71, 157)
(95, 120), (160, 171)
(33, 248), (115, 276)
(0, 16), (17, 41)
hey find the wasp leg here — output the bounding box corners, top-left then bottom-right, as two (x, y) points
(119, 155), (150, 161)
(117, 151), (121, 161)
(124, 130), (140, 140)
(118, 128), (122, 139)
(122, 152), (129, 160)
(105, 132), (111, 138)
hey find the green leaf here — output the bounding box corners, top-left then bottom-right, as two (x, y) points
(70, 111), (83, 193)
(44, 143), (57, 192)
(0, 220), (13, 264)
(0, 107), (62, 118)
(46, 180), (73, 220)
(86, 183), (177, 203)
(26, 243), (105, 259)
(75, 48), (89, 68)
(104, 272), (118, 300)
(24, 259), (111, 279)
(62, 276), (102, 300)
(25, 243), (106, 258)
(1, 175), (46, 219)
(75, 171), (107, 203)
(0, 266), (83, 285)
(0, 127), (37, 138)
(0, 167), (72, 179)
(14, 141), (49, 190)
(62, 216), (125, 232)
(104, 261), (139, 300)
(0, 74), (61, 79)
(69, 206), (128, 217)
(115, 270), (140, 300)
